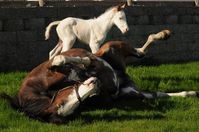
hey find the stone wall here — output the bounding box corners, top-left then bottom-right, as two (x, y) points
(0, 6), (199, 71)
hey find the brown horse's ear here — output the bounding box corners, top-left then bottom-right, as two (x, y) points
(117, 3), (128, 11)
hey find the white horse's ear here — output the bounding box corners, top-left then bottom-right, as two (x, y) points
(117, 3), (128, 11)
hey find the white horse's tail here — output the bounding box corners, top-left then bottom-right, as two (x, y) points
(45, 21), (60, 40)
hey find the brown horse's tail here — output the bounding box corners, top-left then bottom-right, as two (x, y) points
(0, 92), (20, 110)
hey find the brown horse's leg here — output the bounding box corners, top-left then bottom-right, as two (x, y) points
(51, 55), (91, 67)
(135, 29), (171, 55)
(140, 91), (197, 99)
(46, 77), (98, 123)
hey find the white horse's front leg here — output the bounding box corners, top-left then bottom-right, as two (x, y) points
(51, 55), (91, 67)
(89, 43), (100, 54)
(61, 37), (76, 53)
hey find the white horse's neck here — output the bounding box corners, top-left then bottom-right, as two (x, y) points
(94, 9), (115, 35)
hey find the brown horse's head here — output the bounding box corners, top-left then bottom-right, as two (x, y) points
(95, 41), (144, 71)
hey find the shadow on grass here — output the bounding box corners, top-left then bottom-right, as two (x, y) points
(65, 96), (178, 124)
(128, 57), (199, 67)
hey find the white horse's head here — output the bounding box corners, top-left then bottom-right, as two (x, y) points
(112, 3), (129, 34)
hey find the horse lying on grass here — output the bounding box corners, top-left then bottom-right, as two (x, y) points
(0, 30), (197, 124)
(45, 3), (129, 59)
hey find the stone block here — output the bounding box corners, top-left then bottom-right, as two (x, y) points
(127, 16), (138, 25)
(4, 19), (24, 31)
(172, 24), (199, 34)
(193, 15), (199, 24)
(152, 15), (165, 25)
(179, 15), (193, 24)
(17, 31), (38, 42)
(25, 18), (46, 30)
(194, 33), (199, 43)
(165, 15), (178, 24)
(0, 20), (2, 31)
(137, 15), (149, 25)
(0, 32), (17, 42)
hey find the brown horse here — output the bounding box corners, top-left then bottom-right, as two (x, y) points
(1, 30), (197, 124)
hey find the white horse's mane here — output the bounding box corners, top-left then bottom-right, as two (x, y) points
(105, 6), (116, 12)
(96, 6), (116, 19)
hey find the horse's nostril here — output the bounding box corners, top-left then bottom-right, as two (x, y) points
(91, 79), (97, 84)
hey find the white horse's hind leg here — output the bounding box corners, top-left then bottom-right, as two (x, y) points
(61, 36), (76, 52)
(49, 42), (63, 60)
(56, 24), (76, 53)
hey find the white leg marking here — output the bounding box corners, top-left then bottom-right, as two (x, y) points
(168, 91), (197, 97)
(78, 77), (98, 100)
(142, 91), (197, 99)
(57, 77), (98, 116)
(51, 55), (91, 67)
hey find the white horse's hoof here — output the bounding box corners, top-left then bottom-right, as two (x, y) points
(183, 91), (197, 97)
(135, 48), (145, 55)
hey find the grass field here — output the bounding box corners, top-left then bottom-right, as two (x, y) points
(0, 62), (199, 132)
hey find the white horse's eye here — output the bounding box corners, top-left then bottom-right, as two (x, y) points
(119, 17), (122, 20)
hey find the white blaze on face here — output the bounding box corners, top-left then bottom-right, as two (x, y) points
(113, 10), (129, 34)
(96, 57), (119, 96)
(57, 77), (98, 116)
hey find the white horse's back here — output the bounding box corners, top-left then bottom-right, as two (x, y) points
(69, 18), (92, 44)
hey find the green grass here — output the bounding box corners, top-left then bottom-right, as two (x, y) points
(0, 62), (199, 132)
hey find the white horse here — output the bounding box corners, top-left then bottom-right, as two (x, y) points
(45, 3), (129, 59)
